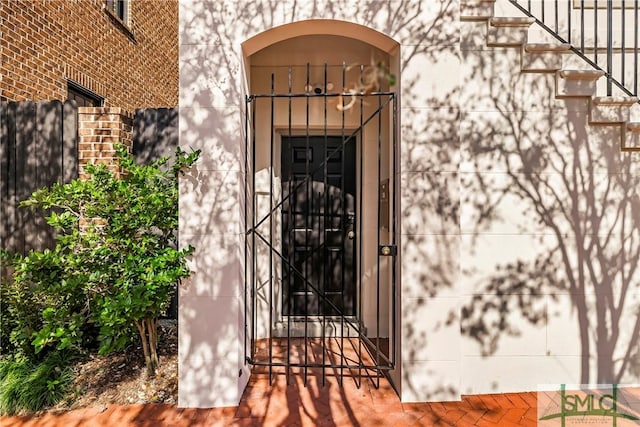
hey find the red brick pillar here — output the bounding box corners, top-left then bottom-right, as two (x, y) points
(77, 107), (133, 178)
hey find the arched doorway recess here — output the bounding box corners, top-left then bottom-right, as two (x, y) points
(242, 20), (401, 387)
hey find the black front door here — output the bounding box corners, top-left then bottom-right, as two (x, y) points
(281, 136), (356, 316)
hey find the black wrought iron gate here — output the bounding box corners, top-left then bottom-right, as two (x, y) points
(244, 63), (398, 387)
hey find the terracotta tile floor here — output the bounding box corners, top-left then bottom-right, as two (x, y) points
(1, 371), (540, 426)
(1, 338), (541, 426)
(250, 337), (390, 373)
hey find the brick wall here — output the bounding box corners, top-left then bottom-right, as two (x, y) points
(77, 107), (133, 178)
(0, 0), (178, 111)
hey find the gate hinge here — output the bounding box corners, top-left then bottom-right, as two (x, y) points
(379, 245), (397, 256)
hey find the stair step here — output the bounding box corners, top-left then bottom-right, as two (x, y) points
(524, 43), (572, 53)
(556, 70), (605, 98)
(490, 17), (537, 27)
(590, 97), (639, 124)
(521, 43), (572, 72)
(487, 17), (535, 47)
(460, 0), (496, 21)
(467, 5), (638, 153)
(624, 122), (640, 151)
(557, 70), (605, 80)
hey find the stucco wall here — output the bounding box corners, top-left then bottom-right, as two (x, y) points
(178, 0), (640, 408)
(178, 0), (461, 407)
(458, 12), (640, 393)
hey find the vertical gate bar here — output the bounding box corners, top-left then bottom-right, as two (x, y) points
(554, 0), (558, 34)
(304, 63), (311, 386)
(567, 0), (571, 44)
(287, 65), (293, 385)
(581, 0), (585, 52)
(594, 0), (598, 64)
(322, 62), (328, 387)
(606, 0), (613, 95)
(391, 94), (398, 367)
(251, 93), (257, 365)
(541, 0), (545, 24)
(340, 61), (346, 387)
(375, 92), (382, 389)
(621, 0), (625, 87)
(357, 64), (365, 388)
(244, 95), (249, 365)
(633, 0), (640, 96)
(269, 73), (275, 381)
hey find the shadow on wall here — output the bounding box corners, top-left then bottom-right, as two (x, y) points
(458, 26), (640, 387)
(0, 100), (78, 256)
(133, 108), (180, 166)
(178, 162), (245, 406)
(179, 0), (462, 410)
(400, 98), (460, 401)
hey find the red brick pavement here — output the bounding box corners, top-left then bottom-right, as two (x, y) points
(0, 372), (540, 427)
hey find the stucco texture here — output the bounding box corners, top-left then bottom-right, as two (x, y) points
(178, 0), (640, 408)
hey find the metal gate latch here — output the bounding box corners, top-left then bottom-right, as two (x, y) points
(379, 245), (397, 256)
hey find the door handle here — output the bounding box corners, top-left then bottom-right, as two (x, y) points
(347, 230), (355, 240)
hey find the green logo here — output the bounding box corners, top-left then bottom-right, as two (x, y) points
(539, 384), (640, 426)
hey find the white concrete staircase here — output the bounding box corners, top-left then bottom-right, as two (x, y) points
(460, 0), (640, 151)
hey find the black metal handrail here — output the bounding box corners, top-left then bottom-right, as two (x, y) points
(510, 0), (638, 99)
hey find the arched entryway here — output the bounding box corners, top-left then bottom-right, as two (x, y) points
(241, 20), (401, 389)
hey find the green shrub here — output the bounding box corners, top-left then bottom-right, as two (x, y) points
(0, 353), (74, 415)
(2, 248), (92, 359)
(17, 145), (199, 376)
(0, 251), (16, 355)
(0, 252), (46, 358)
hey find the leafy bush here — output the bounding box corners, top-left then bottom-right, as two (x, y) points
(7, 249), (89, 358)
(0, 353), (74, 415)
(1, 253), (18, 355)
(0, 251), (48, 358)
(17, 145), (199, 375)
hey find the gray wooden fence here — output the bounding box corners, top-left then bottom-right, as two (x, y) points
(1, 103), (179, 316)
(133, 108), (179, 319)
(0, 104), (179, 255)
(0, 100), (78, 255)
(133, 108), (178, 165)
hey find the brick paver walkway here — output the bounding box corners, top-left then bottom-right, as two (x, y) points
(1, 371), (540, 426)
